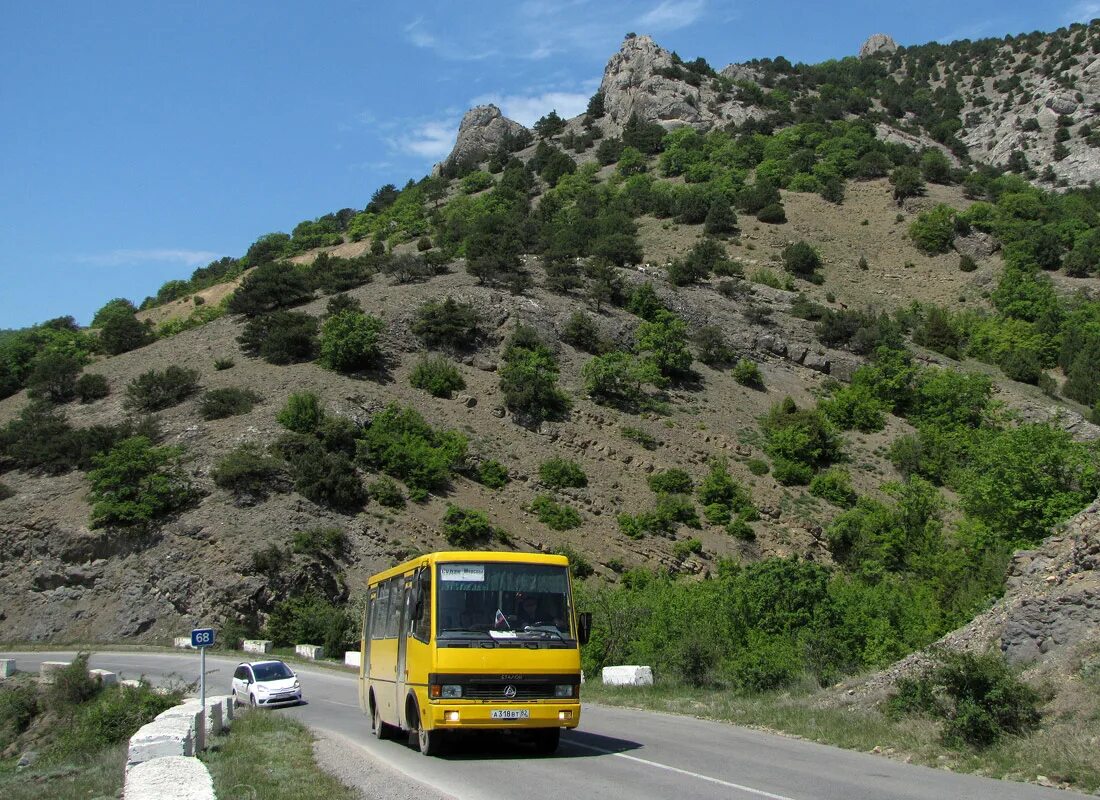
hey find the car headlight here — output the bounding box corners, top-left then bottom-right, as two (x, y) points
(293, 680), (300, 690)
(441, 684), (462, 699)
(255, 685), (269, 695)
(554, 684), (575, 698)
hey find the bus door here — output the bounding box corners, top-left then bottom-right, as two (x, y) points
(395, 575), (412, 718)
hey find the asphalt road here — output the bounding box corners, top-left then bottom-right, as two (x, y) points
(6, 650), (1089, 800)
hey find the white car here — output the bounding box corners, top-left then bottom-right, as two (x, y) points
(231, 660), (302, 708)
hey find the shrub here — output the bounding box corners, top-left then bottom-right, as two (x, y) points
(627, 282), (665, 321)
(726, 516), (756, 540)
(554, 545), (594, 578)
(412, 297), (481, 351)
(59, 680), (180, 756)
(477, 459), (509, 489)
(357, 404), (467, 500)
(277, 392), (324, 433)
(442, 504), (494, 545)
(499, 326), (571, 425)
(819, 384), (888, 432)
(212, 443), (285, 500)
(725, 634), (799, 692)
(291, 526), (348, 560)
(75, 373), (110, 403)
(887, 650), (1041, 748)
(88, 436), (196, 527)
(228, 262), (313, 316)
(562, 311), (604, 353)
(98, 310), (154, 355)
(746, 458), (769, 476)
(264, 594), (355, 657)
(124, 366), (200, 412)
(704, 502), (732, 524)
(531, 494), (582, 530)
(704, 200), (738, 236)
(539, 458), (588, 489)
(583, 352), (664, 411)
(809, 468), (857, 507)
(890, 165), (925, 204)
(318, 311), (385, 373)
(417, 236), (433, 251)
(673, 538), (703, 560)
(762, 398), (842, 484)
(45, 654), (99, 710)
(781, 241), (822, 278)
(26, 352), (83, 403)
(636, 310), (693, 379)
(410, 356), (465, 398)
(755, 202), (787, 224)
(694, 325), (734, 366)
(369, 476), (405, 508)
(621, 426), (658, 450)
(959, 254), (978, 272)
(461, 170), (494, 194)
(199, 387), (261, 420)
(648, 468), (693, 495)
(214, 357), (234, 370)
(0, 683), (38, 745)
(698, 458), (754, 515)
(237, 311), (318, 364)
(280, 436), (366, 511)
(909, 205), (958, 255)
(732, 358), (763, 388)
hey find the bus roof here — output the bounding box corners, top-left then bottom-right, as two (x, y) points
(366, 550), (570, 585)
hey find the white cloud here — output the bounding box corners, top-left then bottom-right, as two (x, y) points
(390, 118), (460, 159)
(402, 16), (498, 61)
(1064, 0), (1100, 23)
(637, 0), (705, 31)
(79, 249), (219, 267)
(471, 91), (589, 126)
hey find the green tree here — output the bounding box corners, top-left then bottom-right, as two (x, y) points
(227, 262), (313, 316)
(88, 437), (196, 527)
(237, 311), (318, 364)
(278, 391), (325, 433)
(318, 311), (385, 373)
(498, 326), (571, 425)
(703, 199), (737, 236)
(581, 351), (664, 410)
(890, 165), (925, 204)
(98, 309), (153, 355)
(636, 310), (693, 379)
(26, 352), (82, 403)
(781, 241), (822, 278)
(412, 297), (481, 350)
(617, 146), (647, 176)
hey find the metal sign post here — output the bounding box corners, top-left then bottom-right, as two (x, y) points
(191, 628), (215, 743)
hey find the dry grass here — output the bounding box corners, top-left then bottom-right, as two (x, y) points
(0, 741), (126, 800)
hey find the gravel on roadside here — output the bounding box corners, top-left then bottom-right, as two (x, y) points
(312, 730), (455, 800)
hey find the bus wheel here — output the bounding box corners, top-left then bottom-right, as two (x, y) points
(417, 726), (443, 756)
(532, 727), (560, 755)
(371, 699), (392, 740)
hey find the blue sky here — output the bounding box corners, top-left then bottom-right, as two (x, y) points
(1, 0), (1094, 328)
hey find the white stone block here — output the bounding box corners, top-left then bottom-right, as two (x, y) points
(39, 660), (71, 683)
(173, 636), (195, 649)
(295, 644), (323, 660)
(242, 639), (272, 654)
(601, 665), (654, 686)
(123, 755), (215, 800)
(155, 703), (205, 753)
(89, 668), (118, 686)
(209, 694), (232, 730)
(126, 717), (195, 768)
(344, 651), (361, 669)
(120, 678), (143, 689)
(0, 659), (15, 679)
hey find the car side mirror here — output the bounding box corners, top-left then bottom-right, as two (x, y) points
(577, 612), (592, 645)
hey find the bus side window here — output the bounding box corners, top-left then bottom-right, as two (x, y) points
(411, 568), (431, 643)
(387, 580), (404, 639)
(372, 584), (389, 641)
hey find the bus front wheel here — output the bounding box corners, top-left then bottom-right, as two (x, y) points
(417, 726), (443, 756)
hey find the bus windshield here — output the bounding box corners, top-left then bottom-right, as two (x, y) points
(437, 562), (573, 642)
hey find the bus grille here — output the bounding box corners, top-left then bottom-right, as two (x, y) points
(462, 683), (556, 701)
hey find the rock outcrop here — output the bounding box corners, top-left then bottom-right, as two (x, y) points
(859, 33), (898, 58)
(437, 104), (527, 171)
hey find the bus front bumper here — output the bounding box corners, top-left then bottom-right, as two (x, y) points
(428, 702), (581, 730)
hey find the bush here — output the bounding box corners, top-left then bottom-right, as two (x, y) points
(887, 650), (1041, 748)
(369, 476), (405, 508)
(0, 683), (38, 746)
(442, 504), (494, 545)
(890, 165), (925, 204)
(697, 458), (754, 515)
(461, 170), (494, 194)
(726, 516), (756, 540)
(732, 358), (763, 388)
(75, 373), (110, 403)
(214, 357), (234, 370)
(279, 435), (366, 511)
(98, 310), (154, 355)
(621, 426), (658, 450)
(59, 681), (180, 756)
(88, 437), (196, 527)
(44, 654), (99, 711)
(318, 311), (384, 373)
(277, 392), (325, 433)
(648, 468), (693, 495)
(228, 262), (313, 316)
(477, 459), (509, 489)
(582, 351), (664, 410)
(554, 545), (594, 579)
(410, 356), (465, 398)
(562, 311), (604, 353)
(124, 366), (200, 412)
(417, 236), (433, 251)
(909, 205), (958, 255)
(291, 526), (348, 560)
(673, 538), (703, 560)
(264, 595), (355, 657)
(212, 443), (285, 500)
(809, 468), (857, 507)
(357, 404), (467, 500)
(755, 202), (787, 224)
(531, 494), (582, 530)
(704, 200), (738, 236)
(762, 397), (842, 484)
(26, 352), (83, 403)
(539, 458), (588, 489)
(725, 634), (800, 692)
(412, 297), (481, 351)
(636, 310), (693, 379)
(959, 254), (978, 272)
(199, 387), (262, 420)
(782, 241), (822, 278)
(746, 458), (769, 476)
(499, 326), (571, 425)
(819, 384), (888, 432)
(694, 325), (734, 366)
(237, 311), (318, 364)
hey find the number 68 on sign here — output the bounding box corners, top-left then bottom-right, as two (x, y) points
(191, 628), (215, 648)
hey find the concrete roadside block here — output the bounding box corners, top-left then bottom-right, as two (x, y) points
(123, 755), (215, 800)
(209, 694), (233, 730)
(242, 639), (272, 654)
(39, 661), (71, 683)
(601, 665), (654, 686)
(155, 703), (205, 753)
(126, 716), (196, 768)
(295, 644), (323, 660)
(344, 651), (361, 669)
(120, 678), (143, 689)
(89, 668), (118, 686)
(0, 659), (15, 679)
(173, 637), (195, 649)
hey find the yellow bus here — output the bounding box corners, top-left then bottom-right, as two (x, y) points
(359, 550), (591, 756)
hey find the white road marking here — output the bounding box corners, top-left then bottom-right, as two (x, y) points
(566, 739), (798, 800)
(316, 698), (360, 708)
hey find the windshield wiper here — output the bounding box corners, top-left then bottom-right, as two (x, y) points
(521, 625), (565, 642)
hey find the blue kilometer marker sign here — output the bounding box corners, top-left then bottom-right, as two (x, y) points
(191, 628), (215, 648)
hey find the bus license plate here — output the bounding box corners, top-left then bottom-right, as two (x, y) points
(491, 709), (529, 720)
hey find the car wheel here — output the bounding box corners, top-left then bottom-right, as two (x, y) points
(249, 692), (257, 708)
(532, 727), (560, 755)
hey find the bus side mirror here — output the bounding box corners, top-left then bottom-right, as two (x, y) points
(577, 612), (592, 645)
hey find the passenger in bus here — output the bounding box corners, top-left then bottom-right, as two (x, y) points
(516, 594), (542, 627)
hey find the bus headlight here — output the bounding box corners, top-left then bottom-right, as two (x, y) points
(554, 684), (575, 698)
(441, 685), (463, 698)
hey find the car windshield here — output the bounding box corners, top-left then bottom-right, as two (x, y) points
(252, 662), (294, 681)
(437, 562), (574, 641)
